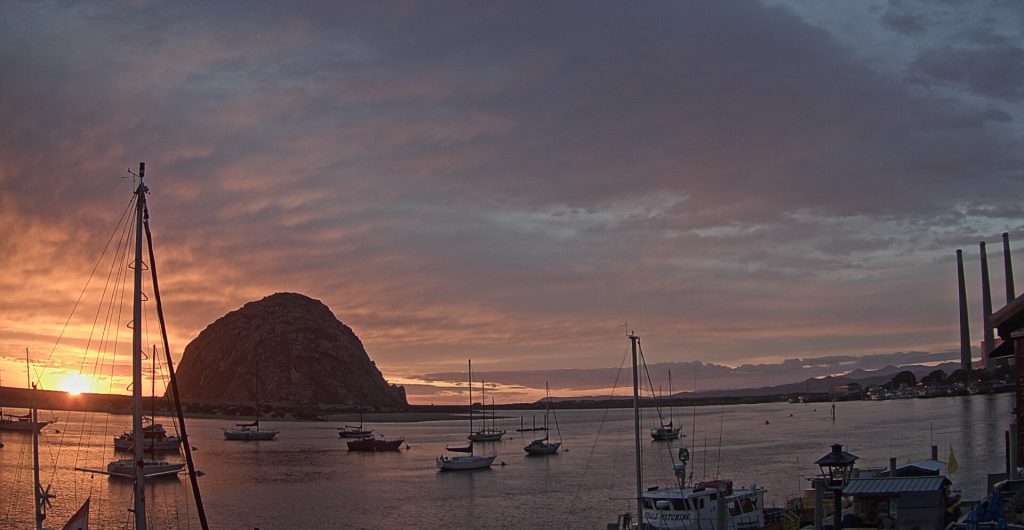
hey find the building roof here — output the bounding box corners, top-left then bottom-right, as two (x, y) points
(900, 459), (944, 473)
(843, 476), (949, 496)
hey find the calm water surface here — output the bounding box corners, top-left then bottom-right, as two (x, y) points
(0, 394), (1012, 529)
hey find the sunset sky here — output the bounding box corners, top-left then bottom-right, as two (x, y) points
(1, 1), (1021, 404)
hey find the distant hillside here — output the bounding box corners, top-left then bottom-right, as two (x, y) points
(545, 362), (963, 402)
(174, 292), (407, 410)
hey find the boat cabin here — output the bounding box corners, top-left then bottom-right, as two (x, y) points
(640, 480), (767, 530)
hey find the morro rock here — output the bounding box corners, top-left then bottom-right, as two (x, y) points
(174, 292), (407, 409)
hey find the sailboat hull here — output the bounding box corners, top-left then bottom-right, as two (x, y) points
(524, 441), (561, 455)
(436, 454), (496, 470)
(106, 458), (185, 478)
(650, 426), (682, 440)
(223, 427), (279, 441)
(0, 418), (50, 432)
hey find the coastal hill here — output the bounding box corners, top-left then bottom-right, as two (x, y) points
(173, 292), (407, 410)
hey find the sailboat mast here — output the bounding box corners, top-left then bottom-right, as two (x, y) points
(668, 369), (674, 425)
(131, 162), (149, 530)
(255, 356), (261, 432)
(468, 360), (473, 435)
(28, 350), (44, 530)
(629, 332), (643, 526)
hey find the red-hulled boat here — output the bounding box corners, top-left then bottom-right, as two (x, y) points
(346, 437), (404, 452)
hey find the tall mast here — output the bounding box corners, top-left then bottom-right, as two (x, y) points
(629, 332), (643, 526)
(255, 356), (261, 431)
(668, 369), (674, 425)
(131, 162), (148, 530)
(28, 350), (44, 530)
(468, 360), (473, 435)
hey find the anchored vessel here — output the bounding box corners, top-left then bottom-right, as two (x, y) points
(524, 382), (562, 456)
(437, 360), (496, 471)
(223, 357), (279, 441)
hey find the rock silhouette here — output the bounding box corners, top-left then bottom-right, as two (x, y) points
(174, 292), (407, 409)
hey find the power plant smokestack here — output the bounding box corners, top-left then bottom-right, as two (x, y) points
(957, 249), (972, 373)
(1004, 232), (1016, 304)
(980, 241), (995, 360)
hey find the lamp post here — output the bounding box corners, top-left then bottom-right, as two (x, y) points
(815, 444), (858, 530)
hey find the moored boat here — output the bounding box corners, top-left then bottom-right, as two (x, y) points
(437, 360), (496, 471)
(347, 436), (404, 452)
(524, 382), (562, 456)
(114, 422), (182, 452)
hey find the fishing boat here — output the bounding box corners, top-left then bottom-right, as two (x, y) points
(437, 360), (496, 471)
(114, 346), (182, 452)
(651, 369), (682, 441)
(468, 380), (505, 442)
(524, 382), (562, 456)
(346, 436), (404, 452)
(612, 333), (772, 530)
(223, 357), (279, 441)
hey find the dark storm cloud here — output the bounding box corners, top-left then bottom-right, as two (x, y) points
(910, 43), (1024, 101)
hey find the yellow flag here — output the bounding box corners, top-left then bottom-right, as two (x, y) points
(948, 445), (959, 475)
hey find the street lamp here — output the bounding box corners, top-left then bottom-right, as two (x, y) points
(815, 443), (858, 530)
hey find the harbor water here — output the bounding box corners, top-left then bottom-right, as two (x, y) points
(0, 393), (1012, 529)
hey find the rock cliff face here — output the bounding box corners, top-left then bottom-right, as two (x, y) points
(174, 292), (407, 409)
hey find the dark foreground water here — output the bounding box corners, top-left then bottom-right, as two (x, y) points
(0, 393), (1012, 529)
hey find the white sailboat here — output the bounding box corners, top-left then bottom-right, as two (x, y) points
(223, 356), (279, 441)
(437, 360), (496, 471)
(651, 369), (682, 441)
(524, 382), (561, 456)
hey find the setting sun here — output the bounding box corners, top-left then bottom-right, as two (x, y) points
(58, 373), (93, 395)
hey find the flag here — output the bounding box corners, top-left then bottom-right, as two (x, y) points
(948, 445), (959, 475)
(61, 497), (89, 530)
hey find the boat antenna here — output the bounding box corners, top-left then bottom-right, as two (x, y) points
(142, 165), (211, 530)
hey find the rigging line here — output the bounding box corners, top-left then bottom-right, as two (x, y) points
(637, 341), (678, 473)
(50, 194), (136, 499)
(563, 340), (631, 529)
(51, 196), (137, 490)
(145, 209), (211, 530)
(39, 192), (136, 373)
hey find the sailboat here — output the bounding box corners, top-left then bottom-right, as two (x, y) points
(467, 379), (505, 441)
(524, 382), (561, 456)
(0, 359), (53, 433)
(114, 346), (182, 452)
(437, 360), (496, 471)
(613, 333), (770, 530)
(73, 163), (210, 529)
(26, 365), (91, 530)
(338, 396), (373, 439)
(223, 356), (279, 441)
(651, 369), (682, 441)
